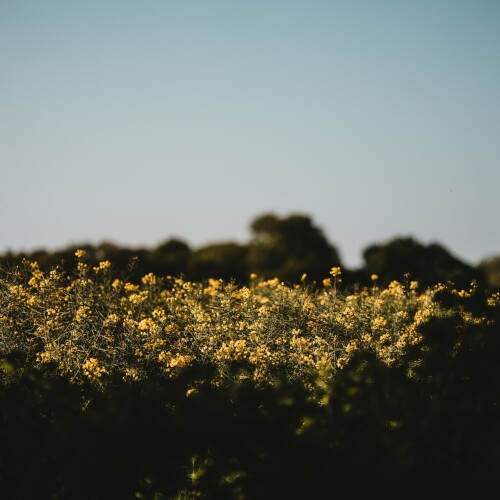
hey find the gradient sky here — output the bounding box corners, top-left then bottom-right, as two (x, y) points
(1, 0), (499, 268)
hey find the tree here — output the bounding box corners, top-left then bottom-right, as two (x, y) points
(478, 255), (500, 291)
(149, 239), (191, 277)
(247, 213), (341, 283)
(362, 237), (483, 288)
(189, 242), (249, 282)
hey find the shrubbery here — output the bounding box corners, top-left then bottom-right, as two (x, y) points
(1, 252), (499, 498)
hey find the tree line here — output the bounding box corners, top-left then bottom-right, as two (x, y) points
(1, 212), (499, 289)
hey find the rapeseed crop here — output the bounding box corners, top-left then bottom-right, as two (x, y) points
(0, 250), (494, 393)
(1, 251), (499, 498)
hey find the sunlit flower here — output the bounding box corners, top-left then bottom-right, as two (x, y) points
(141, 273), (157, 286)
(93, 260), (111, 273)
(330, 267), (342, 277)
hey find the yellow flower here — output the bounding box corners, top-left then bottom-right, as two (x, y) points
(372, 317), (388, 330)
(371, 274), (379, 281)
(323, 278), (332, 287)
(141, 273), (157, 286)
(75, 305), (91, 322)
(103, 313), (120, 326)
(82, 357), (107, 381)
(487, 293), (500, 307)
(112, 279), (123, 289)
(330, 267), (342, 277)
(93, 260), (111, 273)
(124, 283), (140, 293)
(75, 249), (86, 259)
(129, 292), (147, 304)
(77, 261), (88, 274)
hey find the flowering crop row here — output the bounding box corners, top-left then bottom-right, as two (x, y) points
(0, 250), (496, 392)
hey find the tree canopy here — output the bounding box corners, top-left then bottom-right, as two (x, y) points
(248, 213), (341, 283)
(0, 213), (492, 288)
(362, 237), (484, 288)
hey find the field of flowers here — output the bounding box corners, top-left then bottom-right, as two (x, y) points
(1, 250), (500, 498)
(0, 250), (475, 387)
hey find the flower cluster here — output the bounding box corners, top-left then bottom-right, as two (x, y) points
(0, 252), (494, 391)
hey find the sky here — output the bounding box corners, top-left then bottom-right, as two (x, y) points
(1, 0), (499, 269)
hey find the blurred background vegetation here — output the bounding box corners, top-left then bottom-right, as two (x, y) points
(1, 212), (497, 290)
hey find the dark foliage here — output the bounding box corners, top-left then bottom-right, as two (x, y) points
(479, 255), (500, 290)
(190, 242), (249, 283)
(0, 213), (495, 289)
(362, 237), (485, 289)
(1, 292), (499, 499)
(248, 213), (341, 283)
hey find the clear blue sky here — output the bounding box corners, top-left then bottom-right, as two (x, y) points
(1, 0), (499, 268)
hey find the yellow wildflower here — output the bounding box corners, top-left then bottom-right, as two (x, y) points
(124, 283), (140, 293)
(93, 260), (111, 273)
(82, 358), (107, 381)
(141, 273), (157, 286)
(330, 267), (342, 277)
